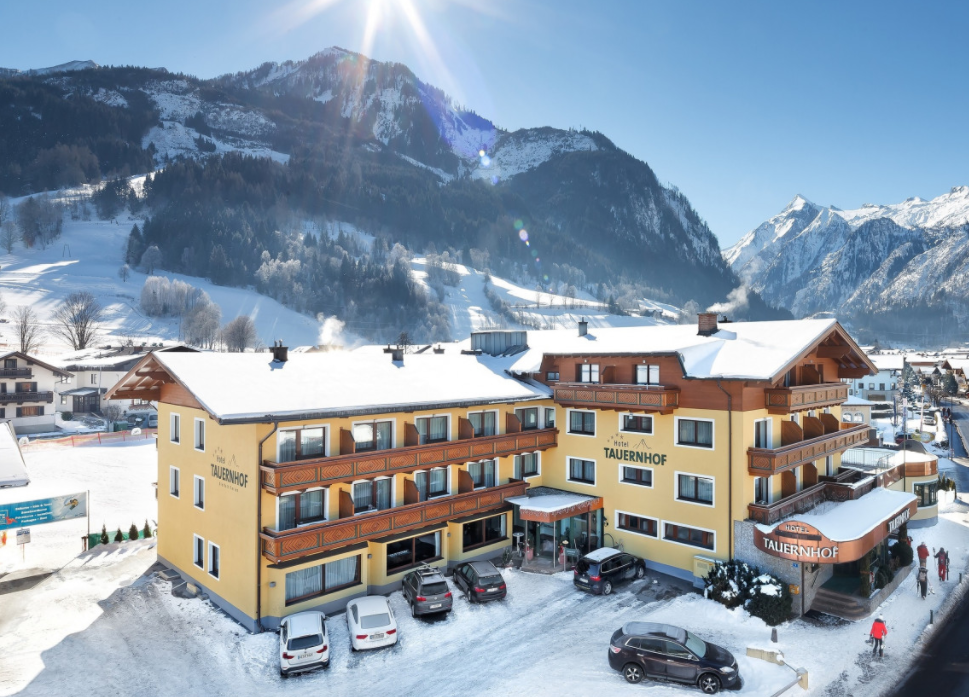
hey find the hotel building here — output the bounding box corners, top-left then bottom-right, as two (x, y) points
(109, 315), (933, 630)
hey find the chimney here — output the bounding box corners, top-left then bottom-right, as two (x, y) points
(578, 318), (588, 337)
(270, 340), (288, 363)
(697, 313), (719, 337)
(391, 347), (404, 363)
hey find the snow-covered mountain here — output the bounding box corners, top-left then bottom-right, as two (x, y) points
(725, 186), (969, 342)
(0, 59), (98, 78)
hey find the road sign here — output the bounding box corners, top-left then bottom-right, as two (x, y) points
(0, 492), (87, 531)
(16, 528), (30, 545)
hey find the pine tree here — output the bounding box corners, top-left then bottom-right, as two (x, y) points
(100, 524), (109, 546)
(143, 520), (152, 539)
(113, 527), (124, 543)
(128, 522), (140, 541)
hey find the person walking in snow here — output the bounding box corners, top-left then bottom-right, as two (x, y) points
(870, 616), (888, 657)
(935, 547), (949, 582)
(917, 565), (929, 599)
(917, 542), (930, 569)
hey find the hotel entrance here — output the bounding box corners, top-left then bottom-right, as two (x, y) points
(508, 486), (604, 570)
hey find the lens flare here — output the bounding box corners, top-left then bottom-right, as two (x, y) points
(478, 149), (485, 157)
(518, 229), (528, 242)
(514, 219), (524, 230)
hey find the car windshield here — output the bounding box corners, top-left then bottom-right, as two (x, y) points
(479, 574), (502, 585)
(684, 632), (707, 658)
(287, 633), (323, 651)
(575, 559), (598, 575)
(361, 613), (391, 629)
(422, 582), (448, 595)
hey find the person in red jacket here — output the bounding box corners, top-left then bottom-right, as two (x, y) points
(936, 548), (949, 581)
(870, 616), (888, 657)
(918, 542), (930, 568)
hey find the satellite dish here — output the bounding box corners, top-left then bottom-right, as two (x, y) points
(131, 428), (142, 436)
(18, 436), (29, 446)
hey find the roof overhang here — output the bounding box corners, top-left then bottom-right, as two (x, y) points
(773, 322), (878, 383)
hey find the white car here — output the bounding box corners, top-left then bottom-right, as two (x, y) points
(279, 611), (329, 676)
(347, 596), (398, 651)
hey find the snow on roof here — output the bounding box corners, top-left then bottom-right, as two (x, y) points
(349, 596), (392, 614)
(153, 351), (550, 422)
(581, 546), (623, 562)
(843, 395), (875, 406)
(508, 318), (857, 381)
(285, 611), (324, 635)
(756, 488), (916, 542)
(506, 492), (595, 514)
(0, 421), (29, 488)
(869, 354), (905, 371)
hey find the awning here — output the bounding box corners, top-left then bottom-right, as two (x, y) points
(507, 486), (603, 523)
(59, 388), (104, 397)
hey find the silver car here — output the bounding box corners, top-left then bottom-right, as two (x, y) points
(279, 611), (329, 676)
(401, 565), (453, 617)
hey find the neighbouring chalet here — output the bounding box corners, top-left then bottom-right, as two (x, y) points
(107, 315), (928, 630)
(0, 351), (73, 434)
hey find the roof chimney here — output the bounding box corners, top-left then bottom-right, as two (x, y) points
(270, 340), (288, 363)
(578, 318), (588, 337)
(697, 313), (719, 337)
(391, 347), (404, 363)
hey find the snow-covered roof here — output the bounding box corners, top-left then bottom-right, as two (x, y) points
(507, 318), (870, 381)
(0, 421), (29, 488)
(149, 351), (551, 423)
(579, 546), (623, 562)
(843, 395), (874, 406)
(870, 354), (905, 371)
(50, 344), (195, 371)
(506, 492), (596, 514)
(756, 488), (916, 542)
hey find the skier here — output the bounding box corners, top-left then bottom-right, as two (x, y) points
(935, 547), (949, 582)
(917, 542), (930, 568)
(870, 616), (888, 658)
(917, 565), (929, 599)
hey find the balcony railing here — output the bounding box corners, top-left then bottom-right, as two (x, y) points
(0, 368), (32, 378)
(0, 391), (53, 405)
(260, 479), (527, 563)
(261, 428), (557, 494)
(764, 382), (848, 414)
(748, 474), (878, 525)
(747, 423), (871, 476)
(552, 383), (679, 413)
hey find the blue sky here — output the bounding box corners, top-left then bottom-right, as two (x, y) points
(2, 0), (967, 247)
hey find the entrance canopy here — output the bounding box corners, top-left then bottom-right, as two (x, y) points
(59, 388), (103, 397)
(754, 488), (917, 563)
(507, 486), (603, 523)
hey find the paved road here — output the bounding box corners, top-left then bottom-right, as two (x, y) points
(893, 401), (969, 697)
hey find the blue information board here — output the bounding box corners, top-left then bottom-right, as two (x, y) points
(0, 492), (87, 531)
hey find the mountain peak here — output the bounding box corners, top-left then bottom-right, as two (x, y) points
(785, 194), (815, 212)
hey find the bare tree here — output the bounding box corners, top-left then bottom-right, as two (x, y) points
(1, 220), (19, 254)
(118, 264), (130, 282)
(103, 403), (124, 425)
(51, 291), (103, 350)
(140, 245), (162, 274)
(13, 305), (43, 354)
(222, 315), (258, 352)
(183, 299), (222, 348)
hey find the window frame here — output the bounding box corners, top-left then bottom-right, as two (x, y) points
(351, 477), (395, 515)
(276, 425), (329, 462)
(415, 414), (450, 445)
(673, 416), (715, 450)
(618, 463), (653, 488)
(675, 471), (715, 507)
(192, 534), (205, 569)
(546, 371), (560, 382)
(515, 407), (540, 432)
(276, 487), (329, 530)
(193, 475), (205, 511)
(169, 466), (180, 498)
(385, 531), (442, 575)
(566, 457), (596, 487)
(544, 407), (555, 429)
(514, 452), (541, 479)
(17, 406), (42, 418)
(466, 410), (499, 438)
(284, 555), (362, 605)
(914, 481), (938, 508)
(566, 408), (596, 437)
(468, 459), (497, 490)
(427, 466), (450, 498)
(619, 412), (653, 435)
(170, 413), (180, 444)
(207, 541), (220, 580)
(635, 364), (660, 386)
(461, 514), (508, 552)
(350, 419), (395, 452)
(194, 417), (205, 452)
(615, 509), (658, 538)
(753, 475), (771, 505)
(753, 417), (772, 449)
(578, 363), (600, 383)
(661, 520), (716, 552)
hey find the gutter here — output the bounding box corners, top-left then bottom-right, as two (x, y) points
(716, 379), (734, 561)
(255, 420), (278, 633)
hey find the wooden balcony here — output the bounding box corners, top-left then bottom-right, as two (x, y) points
(748, 474), (877, 525)
(764, 382), (848, 414)
(747, 423), (871, 476)
(553, 383), (679, 413)
(0, 368), (32, 378)
(261, 428), (557, 494)
(260, 480), (527, 563)
(0, 391), (53, 404)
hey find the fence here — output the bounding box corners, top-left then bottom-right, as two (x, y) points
(23, 428), (157, 449)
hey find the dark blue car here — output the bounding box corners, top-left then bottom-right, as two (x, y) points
(573, 547), (645, 595)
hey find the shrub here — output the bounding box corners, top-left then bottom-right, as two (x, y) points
(99, 524), (109, 546)
(143, 520), (152, 539)
(704, 560), (792, 625)
(128, 523), (140, 541)
(113, 528), (124, 543)
(874, 565), (894, 591)
(746, 581), (794, 626)
(890, 540), (914, 567)
(61, 412), (73, 421)
(703, 559), (755, 609)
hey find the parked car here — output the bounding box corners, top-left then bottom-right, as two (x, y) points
(347, 596), (398, 651)
(401, 565), (453, 616)
(279, 611), (329, 677)
(923, 415), (936, 426)
(608, 622), (741, 693)
(574, 547), (646, 595)
(452, 560), (507, 602)
(147, 414), (158, 428)
(895, 431), (920, 444)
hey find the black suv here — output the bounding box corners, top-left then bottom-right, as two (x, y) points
(608, 622), (741, 693)
(573, 548), (645, 595)
(401, 565), (453, 617)
(452, 561), (507, 602)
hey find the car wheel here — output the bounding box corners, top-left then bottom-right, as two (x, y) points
(603, 581), (613, 595)
(622, 663), (644, 684)
(411, 603), (417, 618)
(635, 565), (645, 579)
(698, 673), (721, 694)
(280, 671), (289, 679)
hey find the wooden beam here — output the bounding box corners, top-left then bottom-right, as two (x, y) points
(816, 346), (851, 359)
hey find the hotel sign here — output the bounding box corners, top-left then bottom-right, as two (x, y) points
(603, 433), (667, 466)
(756, 521), (840, 562)
(211, 448), (248, 491)
(886, 509), (910, 534)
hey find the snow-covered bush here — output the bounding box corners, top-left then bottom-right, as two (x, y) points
(704, 561), (792, 626)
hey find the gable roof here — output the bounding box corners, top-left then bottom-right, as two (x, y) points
(0, 351), (72, 379)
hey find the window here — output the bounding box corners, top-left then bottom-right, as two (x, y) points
(462, 514), (507, 551)
(416, 416), (448, 444)
(568, 410), (596, 436)
(90, 374), (98, 385)
(386, 531), (441, 573)
(754, 477), (770, 505)
(663, 522), (715, 551)
(579, 364), (599, 383)
(194, 418), (205, 451)
(621, 414), (652, 434)
(544, 408), (555, 428)
(169, 466), (180, 498)
(428, 467), (449, 498)
(468, 411), (497, 437)
(278, 426), (326, 462)
(193, 476), (205, 510)
(170, 413), (180, 444)
(546, 371), (560, 382)
(193, 535), (204, 569)
(868, 383), (875, 390)
(516, 408), (539, 431)
(352, 421), (393, 452)
(636, 364), (660, 385)
(754, 419), (770, 449)
(677, 473), (714, 505)
(17, 406), (41, 417)
(60, 395), (67, 405)
(568, 457), (596, 485)
(16, 382), (37, 393)
(353, 478), (392, 514)
(616, 512), (657, 537)
(676, 418), (713, 449)
(285, 555), (361, 604)
(3, 358), (15, 370)
(915, 481), (938, 507)
(620, 465), (652, 487)
(278, 489), (327, 530)
(207, 542), (220, 579)
(825, 456), (833, 477)
(879, 383), (886, 391)
(514, 452), (540, 478)
(468, 460), (497, 489)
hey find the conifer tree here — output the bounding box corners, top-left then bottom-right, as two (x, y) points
(128, 522), (140, 541)
(100, 524), (109, 546)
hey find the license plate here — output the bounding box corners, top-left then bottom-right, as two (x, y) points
(298, 652), (313, 660)
(371, 633), (384, 640)
(487, 588), (498, 592)
(430, 603), (442, 609)
(580, 576), (589, 582)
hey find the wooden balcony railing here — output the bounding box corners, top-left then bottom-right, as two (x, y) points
(0, 391), (53, 404)
(553, 383), (679, 413)
(260, 479), (527, 563)
(261, 428), (557, 494)
(748, 475), (878, 525)
(747, 423), (870, 476)
(764, 382), (849, 414)
(0, 368), (32, 378)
